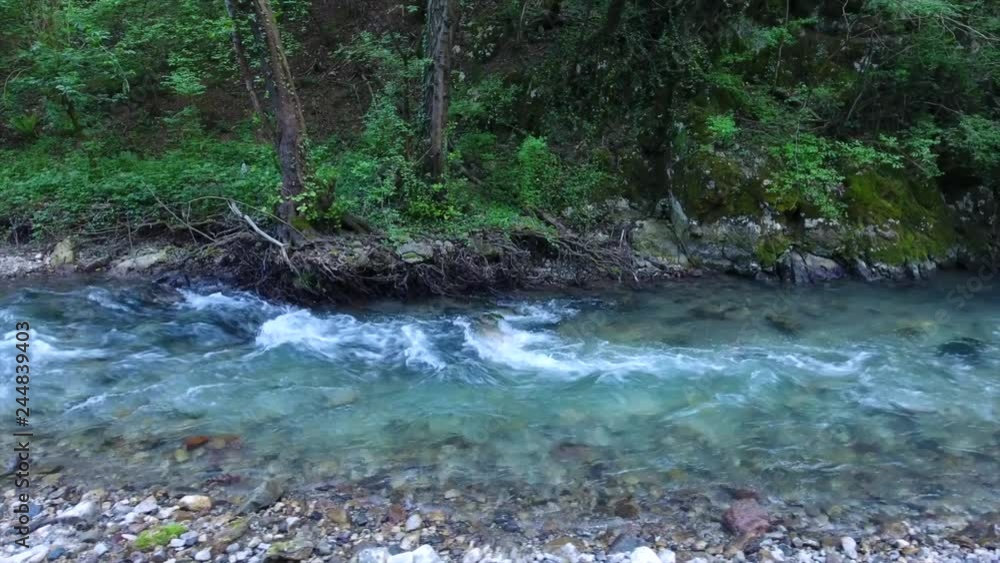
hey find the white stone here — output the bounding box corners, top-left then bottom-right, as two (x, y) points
(195, 548), (212, 561)
(57, 500), (99, 522)
(630, 547), (661, 563)
(841, 537), (858, 559)
(658, 550), (677, 563)
(179, 495), (213, 512)
(412, 545), (443, 563)
(1, 545), (49, 563)
(355, 547), (390, 563)
(558, 543), (581, 563)
(389, 553), (415, 563)
(94, 543), (110, 557)
(463, 548), (483, 563)
(405, 513), (423, 532)
(133, 496), (159, 514)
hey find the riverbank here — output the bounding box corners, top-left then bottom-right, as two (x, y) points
(2, 196), (996, 304)
(2, 476), (998, 563)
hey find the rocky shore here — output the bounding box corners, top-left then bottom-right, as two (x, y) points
(3, 474), (998, 563)
(2, 193), (997, 306)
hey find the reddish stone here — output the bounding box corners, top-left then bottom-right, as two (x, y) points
(184, 436), (211, 450)
(723, 499), (770, 536)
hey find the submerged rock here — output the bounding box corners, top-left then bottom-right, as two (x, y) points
(608, 532), (642, 554)
(894, 319), (937, 339)
(723, 499), (769, 536)
(765, 313), (803, 336)
(936, 337), (985, 360)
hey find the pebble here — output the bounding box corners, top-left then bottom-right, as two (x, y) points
(406, 514), (424, 532)
(133, 496), (160, 514)
(194, 548), (212, 561)
(178, 495), (212, 512)
(841, 537), (858, 559)
(629, 547), (661, 563)
(56, 500), (99, 523)
(657, 549), (676, 563)
(463, 548), (483, 563)
(412, 545), (442, 563)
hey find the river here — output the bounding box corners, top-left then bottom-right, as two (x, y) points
(1, 274), (998, 532)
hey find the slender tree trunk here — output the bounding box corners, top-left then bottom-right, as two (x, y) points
(240, 0), (310, 244)
(597, 0), (627, 40)
(424, 0), (454, 181)
(224, 0), (270, 141)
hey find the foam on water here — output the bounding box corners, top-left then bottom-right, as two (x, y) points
(178, 288), (282, 312)
(86, 287), (132, 311)
(256, 309), (444, 369)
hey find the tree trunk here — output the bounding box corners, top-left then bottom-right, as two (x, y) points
(224, 0), (270, 141)
(246, 0), (311, 244)
(424, 0), (454, 181)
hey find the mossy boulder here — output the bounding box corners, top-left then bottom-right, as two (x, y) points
(50, 238), (76, 267)
(134, 523), (186, 550)
(845, 171), (956, 266)
(632, 219), (689, 266)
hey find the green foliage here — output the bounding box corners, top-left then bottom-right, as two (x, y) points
(9, 114), (40, 138)
(948, 114), (1000, 172)
(451, 76), (519, 129)
(0, 134), (278, 239)
(705, 113), (739, 147)
(135, 524), (187, 551)
(768, 134), (905, 219)
(513, 136), (562, 208)
(0, 0), (996, 252)
(0, 0), (232, 134)
(339, 32), (426, 103)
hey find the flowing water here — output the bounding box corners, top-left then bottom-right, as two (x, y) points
(2, 275), (999, 524)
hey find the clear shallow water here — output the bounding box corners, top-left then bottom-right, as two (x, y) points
(2, 275), (998, 518)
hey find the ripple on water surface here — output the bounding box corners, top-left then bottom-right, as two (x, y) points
(1, 276), (998, 515)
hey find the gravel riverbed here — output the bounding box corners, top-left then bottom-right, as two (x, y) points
(2, 476), (998, 563)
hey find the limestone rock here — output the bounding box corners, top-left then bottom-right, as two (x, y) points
(633, 219), (689, 267)
(353, 547), (390, 563)
(778, 251), (845, 284)
(111, 248), (172, 275)
(50, 238), (76, 267)
(2, 545), (49, 563)
(396, 241), (435, 264)
(57, 499), (99, 523)
(239, 478), (285, 514)
(178, 495), (213, 512)
(265, 537), (314, 561)
(630, 547), (662, 563)
(411, 545), (442, 563)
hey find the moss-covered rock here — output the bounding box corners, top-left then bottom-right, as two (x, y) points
(845, 171), (956, 265)
(632, 219), (689, 266)
(134, 523), (186, 551)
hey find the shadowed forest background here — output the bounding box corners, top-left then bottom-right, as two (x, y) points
(1, 0), (998, 265)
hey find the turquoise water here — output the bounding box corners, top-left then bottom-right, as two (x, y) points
(1, 275), (998, 518)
